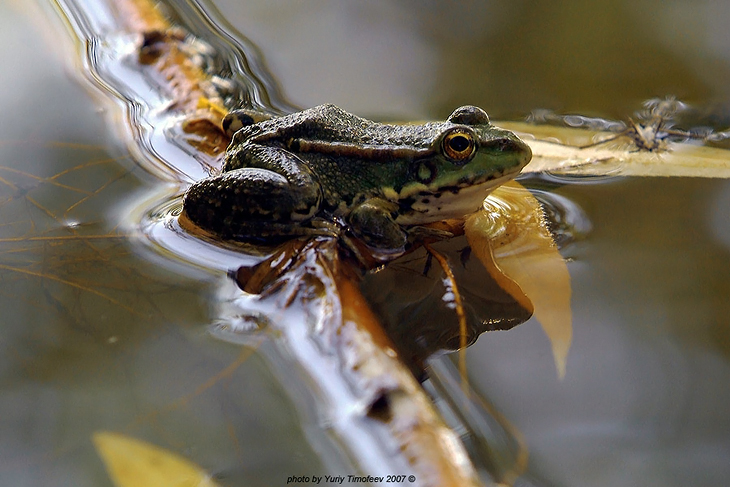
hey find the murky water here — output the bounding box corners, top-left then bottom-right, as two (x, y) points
(0, 2), (322, 486)
(1, 0), (729, 486)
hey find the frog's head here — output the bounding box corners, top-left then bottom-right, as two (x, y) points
(394, 106), (532, 225)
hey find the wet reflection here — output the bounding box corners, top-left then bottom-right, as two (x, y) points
(468, 176), (730, 487)
(361, 238), (532, 377)
(0, 3), (325, 485)
(516, 174), (594, 249)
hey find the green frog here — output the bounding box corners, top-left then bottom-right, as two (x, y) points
(182, 104), (531, 254)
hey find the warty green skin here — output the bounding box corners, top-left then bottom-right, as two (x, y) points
(182, 104), (532, 252)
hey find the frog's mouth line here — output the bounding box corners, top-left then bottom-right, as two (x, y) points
(397, 164), (517, 200)
(394, 171), (518, 225)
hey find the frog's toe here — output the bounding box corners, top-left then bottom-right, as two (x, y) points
(407, 226), (455, 241)
(349, 218), (407, 253)
(307, 217), (342, 237)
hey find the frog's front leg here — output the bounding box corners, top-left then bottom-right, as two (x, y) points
(348, 198), (408, 252)
(183, 146), (322, 240)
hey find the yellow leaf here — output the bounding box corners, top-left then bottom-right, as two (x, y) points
(92, 431), (221, 487)
(465, 181), (572, 378)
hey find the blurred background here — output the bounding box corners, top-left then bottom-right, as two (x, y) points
(214, 0), (730, 120)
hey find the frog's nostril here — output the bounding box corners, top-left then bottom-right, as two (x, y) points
(484, 137), (531, 158)
(501, 139), (522, 152)
(483, 138), (516, 151)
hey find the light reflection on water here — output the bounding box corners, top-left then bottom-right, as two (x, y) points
(133, 193), (271, 272)
(0, 2), (326, 486)
(528, 187), (593, 249)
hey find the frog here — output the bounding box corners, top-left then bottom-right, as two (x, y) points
(182, 104), (532, 254)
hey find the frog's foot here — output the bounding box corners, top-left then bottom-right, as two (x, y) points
(339, 232), (407, 267)
(348, 199), (408, 254)
(406, 225), (455, 242)
(307, 216), (404, 266)
(183, 163), (322, 240)
(306, 217), (344, 238)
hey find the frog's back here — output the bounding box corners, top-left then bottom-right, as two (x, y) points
(275, 104), (447, 150)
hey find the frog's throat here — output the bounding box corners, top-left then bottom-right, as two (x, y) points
(389, 165), (516, 202)
(392, 172), (517, 225)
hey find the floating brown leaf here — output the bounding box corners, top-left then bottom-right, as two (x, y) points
(465, 181), (572, 378)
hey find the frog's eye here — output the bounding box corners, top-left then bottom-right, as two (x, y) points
(222, 109), (272, 137)
(442, 129), (476, 163)
(448, 106), (490, 125)
(222, 112), (255, 137)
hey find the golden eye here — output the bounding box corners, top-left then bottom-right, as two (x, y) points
(442, 129), (476, 162)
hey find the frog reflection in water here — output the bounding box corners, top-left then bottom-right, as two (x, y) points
(182, 104), (532, 254)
